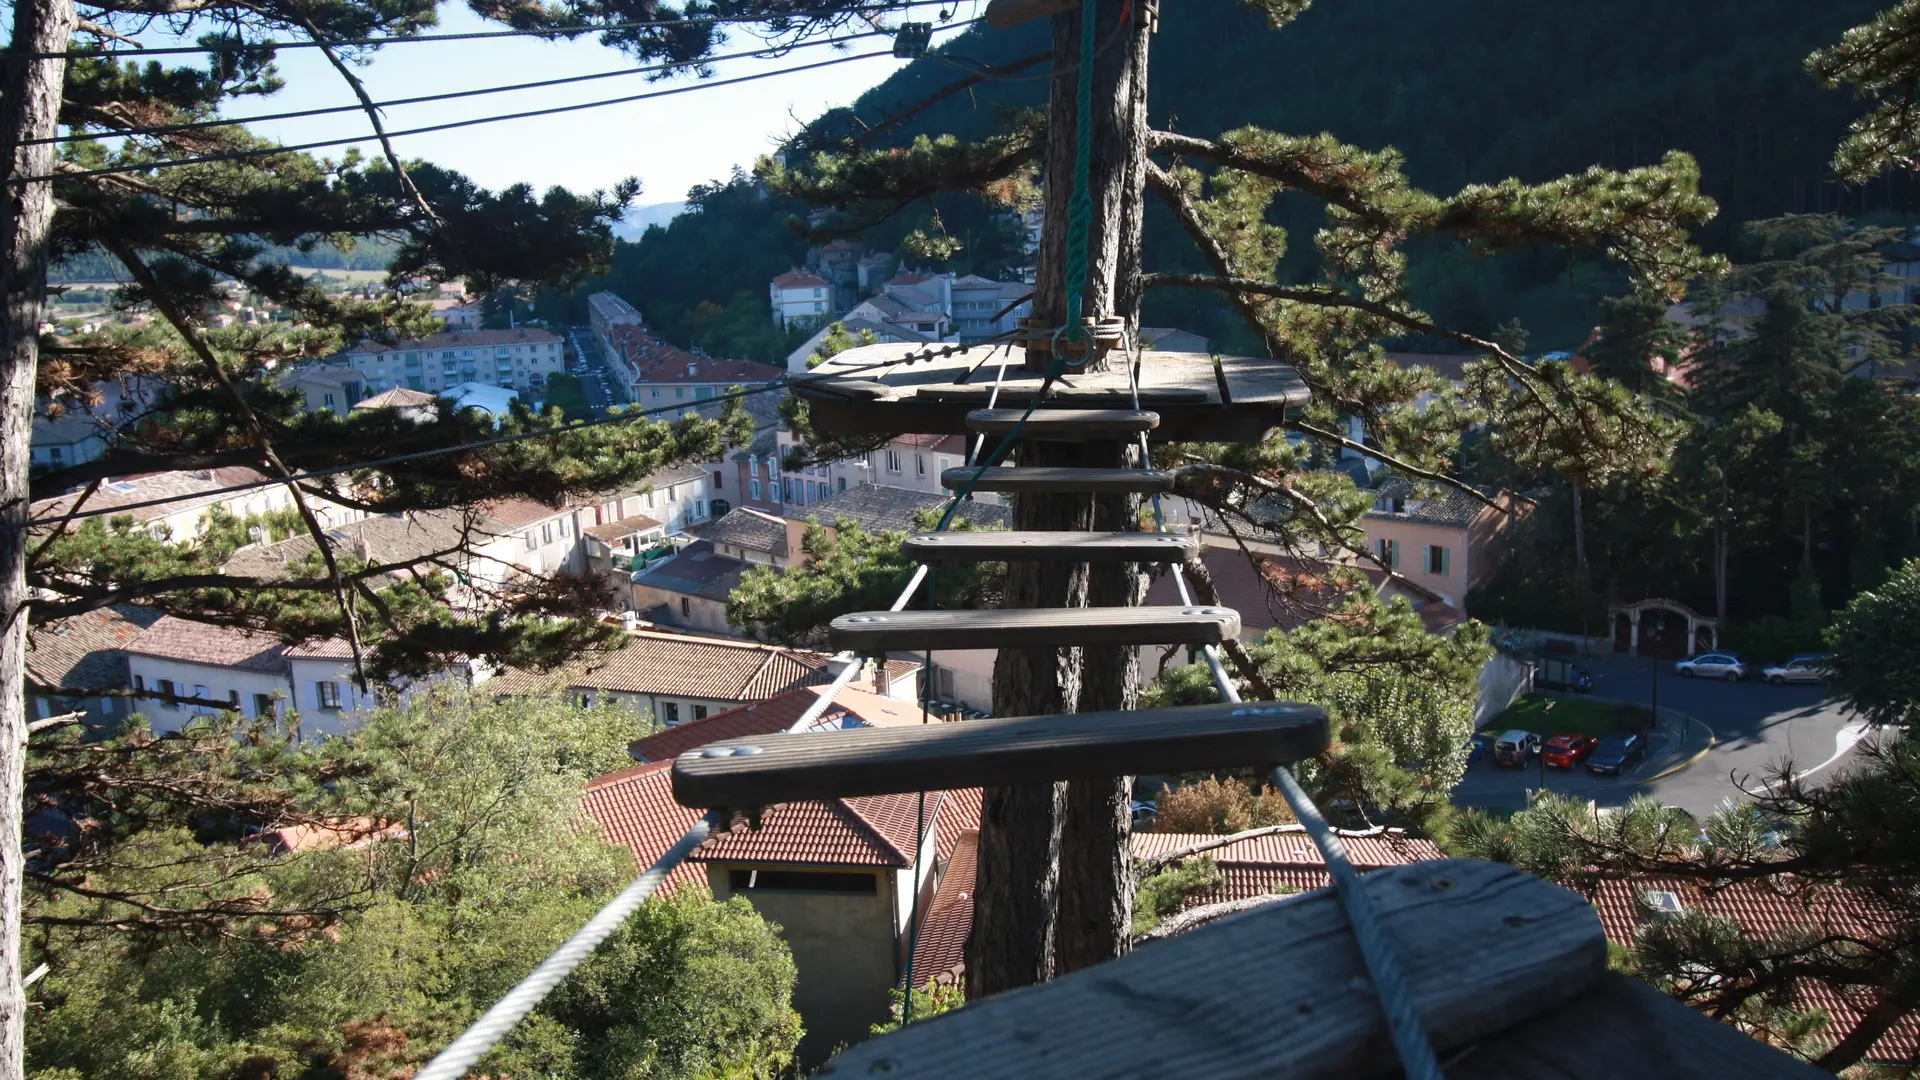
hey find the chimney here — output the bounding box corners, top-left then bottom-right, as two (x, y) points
(874, 661), (891, 698)
(354, 536), (373, 562)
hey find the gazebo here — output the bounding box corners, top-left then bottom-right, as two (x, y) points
(1608, 598), (1718, 659)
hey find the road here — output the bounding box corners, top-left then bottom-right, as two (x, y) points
(1455, 653), (1871, 818)
(567, 324), (626, 413)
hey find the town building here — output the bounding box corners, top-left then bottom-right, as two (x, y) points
(26, 605), (162, 726)
(350, 386), (439, 422)
(770, 269), (834, 330)
(335, 327), (565, 396)
(1359, 476), (1529, 611)
(629, 539), (753, 633)
(282, 364), (366, 418)
(31, 467), (357, 546)
(30, 412), (107, 472)
(431, 295), (483, 329)
(949, 274), (1033, 342)
(490, 628), (917, 727)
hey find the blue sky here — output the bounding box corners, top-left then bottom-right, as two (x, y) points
(132, 5), (978, 211)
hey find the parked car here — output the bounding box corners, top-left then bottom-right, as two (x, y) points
(1465, 733), (1491, 766)
(1534, 657), (1594, 693)
(1762, 654), (1829, 685)
(1130, 800), (1158, 831)
(1492, 730), (1540, 768)
(1586, 733), (1648, 775)
(1674, 652), (1748, 681)
(1542, 733), (1599, 769)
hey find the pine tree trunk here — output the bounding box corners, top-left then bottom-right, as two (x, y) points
(0, 1), (77, 1075)
(1571, 480), (1588, 576)
(971, 0), (1153, 997)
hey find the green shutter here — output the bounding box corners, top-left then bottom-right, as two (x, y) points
(1440, 546), (1451, 576)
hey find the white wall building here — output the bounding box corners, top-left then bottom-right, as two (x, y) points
(337, 328), (564, 397)
(770, 269), (833, 330)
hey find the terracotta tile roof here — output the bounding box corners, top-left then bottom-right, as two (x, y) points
(252, 817), (404, 854)
(694, 791), (925, 868)
(283, 363), (364, 389)
(124, 616), (289, 673)
(933, 788), (981, 862)
(223, 510), (475, 580)
(480, 498), (574, 530)
(33, 467), (278, 524)
(352, 387), (438, 409)
(26, 605), (163, 692)
(628, 684), (930, 762)
(773, 270), (829, 289)
(1130, 829), (1444, 872)
(345, 327), (560, 355)
(1589, 874), (1919, 1064)
(909, 828), (976, 988)
(688, 507), (789, 556)
(585, 514), (665, 542)
(489, 629), (844, 702)
(284, 639), (354, 660)
(581, 761), (709, 894)
(1363, 475), (1487, 529)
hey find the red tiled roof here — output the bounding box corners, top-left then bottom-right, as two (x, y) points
(124, 616), (289, 672)
(773, 270), (829, 289)
(1129, 829), (1444, 870)
(1589, 875), (1919, 1063)
(481, 498), (573, 530)
(26, 605), (161, 690)
(909, 828), (976, 988)
(581, 760), (709, 894)
(490, 630), (852, 703)
(695, 793), (921, 868)
(629, 684), (932, 761)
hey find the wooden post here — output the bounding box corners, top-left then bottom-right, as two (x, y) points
(973, 0), (1154, 996)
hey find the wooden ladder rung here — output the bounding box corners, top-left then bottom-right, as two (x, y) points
(942, 466), (1178, 494)
(966, 408), (1159, 440)
(902, 531), (1197, 563)
(828, 605), (1238, 652)
(670, 702), (1328, 808)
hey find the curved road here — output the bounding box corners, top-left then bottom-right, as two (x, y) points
(1454, 654), (1872, 817)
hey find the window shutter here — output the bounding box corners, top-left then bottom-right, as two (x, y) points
(1441, 546), (1451, 576)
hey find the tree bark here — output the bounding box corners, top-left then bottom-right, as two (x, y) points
(1570, 479), (1587, 576)
(0, 1), (78, 1075)
(971, 0), (1154, 997)
(1025, 0), (1152, 376)
(1056, 439), (1142, 974)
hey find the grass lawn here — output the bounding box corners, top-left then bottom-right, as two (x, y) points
(1484, 694), (1652, 738)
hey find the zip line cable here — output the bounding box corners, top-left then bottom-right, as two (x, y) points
(8, 1), (964, 60)
(17, 335), (1012, 532)
(13, 28), (980, 186)
(30, 21), (943, 147)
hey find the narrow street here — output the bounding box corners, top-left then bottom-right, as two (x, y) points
(567, 324), (626, 413)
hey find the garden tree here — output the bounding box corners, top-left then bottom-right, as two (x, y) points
(1584, 293), (1687, 403)
(1811, 0), (1920, 183)
(1824, 557), (1920, 731)
(1, 1), (933, 1073)
(727, 512), (1001, 646)
(765, 0), (1717, 993)
(1148, 585), (1491, 825)
(1148, 775), (1294, 834)
(23, 691), (802, 1079)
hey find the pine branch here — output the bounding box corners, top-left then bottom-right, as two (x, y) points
(93, 238), (373, 688)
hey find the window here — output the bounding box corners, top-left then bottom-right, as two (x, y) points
(696, 386), (712, 400)
(191, 684), (211, 710)
(712, 471), (724, 489)
(542, 523), (553, 544)
(157, 678), (177, 707)
(783, 479), (794, 503)
(886, 449), (903, 473)
(750, 479), (763, 500)
(560, 518), (571, 538)
(323, 393), (335, 407)
(813, 288), (823, 298)
(645, 491), (656, 510)
(1426, 545), (1450, 576)
(524, 531), (537, 551)
(667, 486), (678, 502)
(1376, 538), (1399, 567)
(662, 701), (680, 725)
(916, 454), (926, 477)
(749, 456), (759, 477)
(576, 693), (592, 708)
(837, 477), (847, 492)
(728, 869), (877, 894)
(693, 704), (708, 720)
(650, 388), (661, 399)
(316, 681), (342, 710)
(133, 674), (145, 694)
(675, 387), (685, 400)
(938, 455), (953, 475)
(253, 693), (276, 718)
(680, 597), (691, 617)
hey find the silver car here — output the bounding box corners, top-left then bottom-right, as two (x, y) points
(1762, 654), (1828, 685)
(1675, 652), (1748, 681)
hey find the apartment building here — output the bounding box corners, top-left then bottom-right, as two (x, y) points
(335, 328), (565, 397)
(771, 269), (834, 329)
(587, 290), (647, 368)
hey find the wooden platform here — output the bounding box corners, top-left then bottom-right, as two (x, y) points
(670, 702), (1328, 808)
(942, 466), (1179, 493)
(828, 605), (1239, 652)
(792, 343), (1309, 443)
(816, 859), (1826, 1080)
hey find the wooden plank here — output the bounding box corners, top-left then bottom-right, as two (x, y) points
(670, 702), (1328, 808)
(943, 466), (1178, 494)
(966, 408), (1159, 439)
(828, 605), (1238, 652)
(1434, 972), (1827, 1080)
(1218, 352), (1312, 407)
(901, 531), (1197, 563)
(816, 859), (1608, 1080)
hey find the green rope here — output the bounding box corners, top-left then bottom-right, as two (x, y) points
(1061, 0), (1099, 358)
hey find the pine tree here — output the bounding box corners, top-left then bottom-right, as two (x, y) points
(764, 0), (1723, 994)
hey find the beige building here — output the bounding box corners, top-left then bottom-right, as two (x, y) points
(1358, 477), (1527, 612)
(336, 327), (564, 397)
(282, 363), (365, 419)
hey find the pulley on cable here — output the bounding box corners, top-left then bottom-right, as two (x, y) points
(892, 21), (934, 56)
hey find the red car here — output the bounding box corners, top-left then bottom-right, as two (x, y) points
(1542, 733), (1598, 769)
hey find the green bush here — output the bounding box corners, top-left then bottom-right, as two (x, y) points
(1722, 616), (1824, 664)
